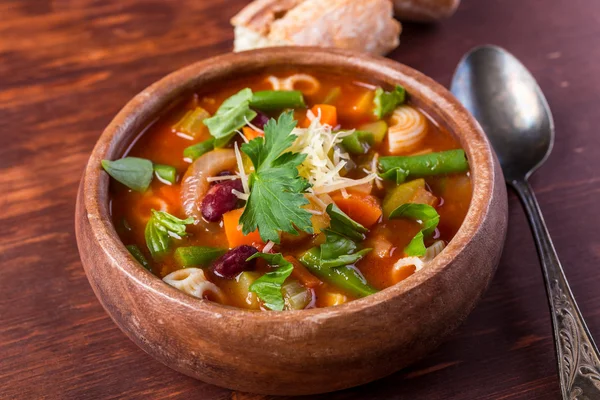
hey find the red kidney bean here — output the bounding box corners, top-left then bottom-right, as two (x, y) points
(201, 179), (243, 222)
(213, 245), (258, 278)
(251, 110), (270, 130)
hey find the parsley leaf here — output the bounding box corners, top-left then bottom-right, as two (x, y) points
(373, 85), (406, 119)
(247, 253), (294, 311)
(240, 112), (313, 243)
(204, 88), (257, 147)
(145, 210), (194, 259)
(101, 157), (153, 192)
(389, 203), (440, 257)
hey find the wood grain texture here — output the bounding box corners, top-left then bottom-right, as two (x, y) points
(1, 0), (598, 398)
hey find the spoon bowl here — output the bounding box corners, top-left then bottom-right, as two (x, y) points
(451, 45), (554, 181)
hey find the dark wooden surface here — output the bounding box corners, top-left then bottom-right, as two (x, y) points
(1, 0), (599, 398)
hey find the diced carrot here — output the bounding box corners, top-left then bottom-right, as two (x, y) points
(242, 126), (264, 141)
(331, 192), (382, 228)
(301, 104), (338, 128)
(222, 208), (264, 248)
(322, 291), (348, 307)
(285, 256), (322, 289)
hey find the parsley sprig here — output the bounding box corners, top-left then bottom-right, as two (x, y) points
(239, 112), (314, 243)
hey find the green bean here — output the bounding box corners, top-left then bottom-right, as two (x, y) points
(126, 245), (151, 271)
(341, 131), (375, 155)
(153, 164), (177, 184)
(174, 246), (226, 268)
(250, 90), (306, 111)
(299, 249), (377, 298)
(183, 138), (215, 161)
(379, 149), (469, 183)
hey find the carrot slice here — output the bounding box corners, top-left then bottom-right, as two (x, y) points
(331, 192), (382, 228)
(285, 256), (322, 288)
(301, 104), (338, 128)
(222, 208), (264, 247)
(242, 126), (263, 141)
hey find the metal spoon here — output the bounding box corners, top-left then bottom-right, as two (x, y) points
(451, 45), (600, 399)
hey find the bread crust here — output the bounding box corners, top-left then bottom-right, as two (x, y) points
(392, 0), (460, 22)
(231, 0), (401, 55)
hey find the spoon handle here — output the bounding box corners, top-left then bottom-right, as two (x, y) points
(511, 179), (600, 399)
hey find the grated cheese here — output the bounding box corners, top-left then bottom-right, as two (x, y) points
(262, 240), (275, 253)
(206, 175), (239, 182)
(233, 142), (250, 197)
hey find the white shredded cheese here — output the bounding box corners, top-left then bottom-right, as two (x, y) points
(243, 116), (264, 134)
(262, 240), (275, 253)
(206, 175), (239, 182)
(231, 189), (249, 201)
(233, 142), (249, 195)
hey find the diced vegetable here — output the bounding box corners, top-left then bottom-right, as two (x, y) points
(322, 87), (341, 105)
(247, 253), (294, 311)
(234, 271), (261, 309)
(174, 246), (226, 268)
(379, 149), (469, 183)
(282, 280), (313, 310)
(101, 157), (153, 192)
(322, 291), (348, 307)
(358, 120), (388, 145)
(331, 192), (382, 228)
(341, 130), (375, 155)
(144, 210), (194, 259)
(172, 107), (210, 137)
(250, 90), (305, 111)
(223, 208), (264, 247)
(353, 91), (376, 115)
(204, 88), (257, 147)
(126, 244), (151, 271)
(242, 126), (264, 141)
(373, 85), (406, 119)
(382, 178), (427, 218)
(183, 138), (215, 161)
(304, 104), (337, 127)
(299, 249), (377, 298)
(153, 164), (177, 184)
(389, 203), (440, 257)
(285, 255), (322, 288)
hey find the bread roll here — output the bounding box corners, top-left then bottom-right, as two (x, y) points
(392, 0), (460, 22)
(231, 0), (401, 56)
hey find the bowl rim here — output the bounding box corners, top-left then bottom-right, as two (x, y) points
(81, 47), (497, 322)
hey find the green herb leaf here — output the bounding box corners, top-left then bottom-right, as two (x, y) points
(204, 88), (257, 147)
(240, 112), (313, 243)
(247, 253), (294, 311)
(153, 164), (177, 184)
(326, 204), (367, 242)
(373, 85), (406, 119)
(144, 210), (194, 259)
(126, 244), (151, 271)
(389, 203), (440, 257)
(101, 157), (153, 192)
(174, 246), (226, 268)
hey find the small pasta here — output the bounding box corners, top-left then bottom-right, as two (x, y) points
(163, 268), (224, 302)
(387, 105), (428, 154)
(391, 240), (446, 283)
(265, 74), (320, 95)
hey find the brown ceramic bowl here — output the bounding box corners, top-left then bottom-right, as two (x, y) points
(75, 47), (507, 396)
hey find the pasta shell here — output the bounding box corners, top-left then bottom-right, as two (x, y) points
(282, 74), (320, 94)
(163, 268), (224, 302)
(387, 105), (428, 154)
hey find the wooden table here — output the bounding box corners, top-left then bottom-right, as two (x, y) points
(2, 0), (599, 398)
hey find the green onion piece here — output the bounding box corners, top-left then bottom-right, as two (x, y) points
(373, 85), (406, 119)
(341, 130), (375, 155)
(126, 245), (151, 271)
(322, 87), (341, 105)
(379, 149), (469, 183)
(183, 138), (215, 161)
(249, 90), (306, 111)
(358, 120), (388, 145)
(282, 280), (312, 310)
(101, 157), (153, 192)
(174, 246), (226, 268)
(172, 107), (210, 137)
(153, 164), (177, 184)
(299, 249), (377, 298)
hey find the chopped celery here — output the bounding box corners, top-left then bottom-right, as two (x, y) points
(382, 179), (426, 218)
(183, 138), (215, 161)
(250, 90), (305, 111)
(341, 130), (375, 155)
(174, 246), (226, 268)
(236, 271), (261, 309)
(358, 120), (388, 145)
(126, 244), (151, 271)
(172, 107), (210, 137)
(153, 164), (177, 184)
(282, 280), (312, 310)
(322, 87), (341, 105)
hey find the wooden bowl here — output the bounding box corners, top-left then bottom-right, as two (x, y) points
(75, 47), (507, 395)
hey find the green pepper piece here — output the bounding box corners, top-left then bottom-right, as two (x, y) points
(341, 131), (375, 155)
(153, 164), (177, 184)
(183, 138), (215, 161)
(379, 149), (469, 182)
(250, 90), (306, 111)
(299, 249), (377, 298)
(174, 246), (227, 268)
